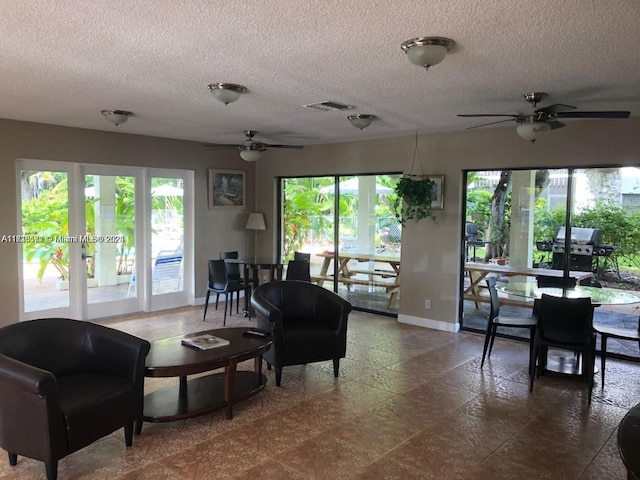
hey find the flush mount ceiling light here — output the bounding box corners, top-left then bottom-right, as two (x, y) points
(348, 114), (377, 130)
(207, 83), (247, 105)
(239, 146), (262, 162)
(516, 116), (552, 143)
(100, 109), (132, 126)
(401, 36), (454, 70)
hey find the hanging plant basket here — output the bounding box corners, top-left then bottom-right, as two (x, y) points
(393, 175), (436, 224)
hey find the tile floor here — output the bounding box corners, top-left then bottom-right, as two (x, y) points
(1, 304), (637, 479)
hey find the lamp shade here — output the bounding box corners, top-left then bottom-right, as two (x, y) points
(239, 148), (262, 162)
(208, 83), (246, 105)
(100, 109), (132, 126)
(517, 121), (551, 143)
(401, 37), (454, 69)
(245, 212), (266, 231)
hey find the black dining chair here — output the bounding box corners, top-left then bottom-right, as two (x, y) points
(481, 277), (537, 372)
(529, 294), (596, 403)
(595, 318), (640, 387)
(536, 275), (577, 289)
(219, 251), (253, 312)
(285, 259), (311, 282)
(204, 259), (251, 325)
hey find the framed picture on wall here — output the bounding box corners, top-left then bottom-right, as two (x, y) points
(208, 169), (246, 210)
(428, 175), (445, 210)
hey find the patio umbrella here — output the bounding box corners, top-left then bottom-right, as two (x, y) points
(318, 177), (393, 195)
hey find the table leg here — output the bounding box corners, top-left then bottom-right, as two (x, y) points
(243, 264), (251, 315)
(179, 375), (188, 399)
(465, 271), (488, 309)
(316, 257), (331, 286)
(254, 355), (263, 385)
(224, 358), (238, 420)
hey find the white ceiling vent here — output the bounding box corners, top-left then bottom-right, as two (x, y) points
(303, 101), (355, 112)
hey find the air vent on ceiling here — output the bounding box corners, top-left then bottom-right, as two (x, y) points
(303, 101), (355, 112)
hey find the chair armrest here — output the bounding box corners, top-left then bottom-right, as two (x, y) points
(251, 291), (284, 339)
(312, 289), (352, 332)
(0, 354), (68, 463)
(0, 354), (58, 397)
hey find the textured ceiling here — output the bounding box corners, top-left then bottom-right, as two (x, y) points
(1, 0), (639, 148)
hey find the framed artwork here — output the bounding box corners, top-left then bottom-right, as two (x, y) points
(208, 169), (246, 210)
(428, 175), (445, 210)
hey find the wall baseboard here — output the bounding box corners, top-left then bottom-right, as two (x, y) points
(397, 314), (460, 333)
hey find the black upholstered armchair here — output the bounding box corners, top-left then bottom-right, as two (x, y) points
(0, 318), (151, 480)
(251, 280), (352, 386)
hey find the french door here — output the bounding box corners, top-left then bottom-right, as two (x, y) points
(17, 160), (193, 320)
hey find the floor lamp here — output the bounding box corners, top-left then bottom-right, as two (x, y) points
(245, 212), (266, 261)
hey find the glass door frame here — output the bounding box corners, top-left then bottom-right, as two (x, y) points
(17, 160), (194, 321)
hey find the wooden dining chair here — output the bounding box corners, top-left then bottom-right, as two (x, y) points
(481, 277), (537, 372)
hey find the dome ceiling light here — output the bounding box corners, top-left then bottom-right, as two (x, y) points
(207, 83), (247, 105)
(401, 36), (455, 70)
(100, 109), (132, 126)
(348, 114), (377, 130)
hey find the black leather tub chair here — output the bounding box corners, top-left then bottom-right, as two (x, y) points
(251, 280), (352, 386)
(0, 318), (150, 480)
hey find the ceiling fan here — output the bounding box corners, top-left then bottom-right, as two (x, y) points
(203, 130), (304, 161)
(457, 92), (631, 143)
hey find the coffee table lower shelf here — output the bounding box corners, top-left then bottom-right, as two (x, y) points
(143, 371), (267, 424)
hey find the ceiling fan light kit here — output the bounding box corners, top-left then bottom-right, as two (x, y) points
(458, 91), (630, 143)
(100, 109), (132, 126)
(516, 119), (551, 143)
(348, 114), (377, 130)
(239, 147), (262, 162)
(203, 130), (304, 161)
(401, 36), (454, 69)
(207, 83), (246, 105)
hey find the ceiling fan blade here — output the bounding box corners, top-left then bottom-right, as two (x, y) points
(457, 114), (520, 118)
(262, 144), (304, 149)
(554, 111), (630, 119)
(464, 118), (517, 130)
(547, 120), (565, 130)
(203, 143), (241, 150)
(535, 103), (577, 115)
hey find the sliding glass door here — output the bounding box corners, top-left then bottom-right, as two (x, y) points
(461, 167), (640, 354)
(280, 173), (401, 315)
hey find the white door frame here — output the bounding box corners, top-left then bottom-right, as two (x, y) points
(17, 159), (194, 320)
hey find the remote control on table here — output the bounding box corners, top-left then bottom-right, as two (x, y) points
(243, 329), (270, 337)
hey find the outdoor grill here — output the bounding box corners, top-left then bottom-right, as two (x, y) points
(536, 226), (615, 274)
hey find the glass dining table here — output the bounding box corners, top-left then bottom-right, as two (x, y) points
(496, 280), (640, 375)
(495, 281), (640, 306)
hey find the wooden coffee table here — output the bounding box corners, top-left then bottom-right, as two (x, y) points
(136, 327), (271, 433)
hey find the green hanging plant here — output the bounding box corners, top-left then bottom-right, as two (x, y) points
(392, 175), (436, 224)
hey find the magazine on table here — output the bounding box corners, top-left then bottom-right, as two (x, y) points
(181, 333), (230, 350)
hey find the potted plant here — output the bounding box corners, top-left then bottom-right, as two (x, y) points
(392, 175), (436, 224)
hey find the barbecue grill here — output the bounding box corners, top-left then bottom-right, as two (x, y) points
(536, 227), (616, 281)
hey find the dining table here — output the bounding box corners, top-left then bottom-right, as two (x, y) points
(496, 281), (640, 306)
(464, 262), (594, 309)
(224, 258), (284, 316)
